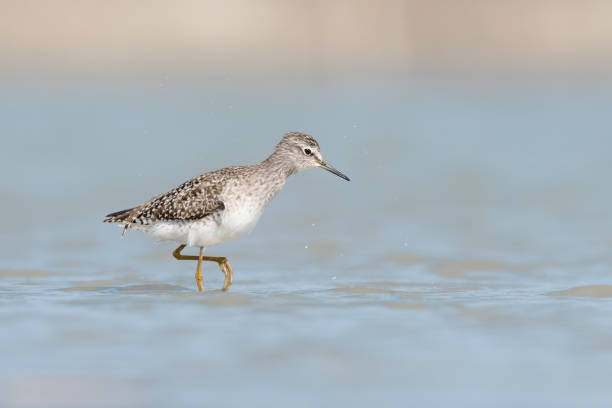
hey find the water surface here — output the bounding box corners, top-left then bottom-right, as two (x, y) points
(2, 79), (612, 407)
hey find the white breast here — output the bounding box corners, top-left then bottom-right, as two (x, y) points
(179, 195), (262, 248)
(215, 202), (262, 241)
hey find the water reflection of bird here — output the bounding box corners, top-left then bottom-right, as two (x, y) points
(104, 132), (350, 292)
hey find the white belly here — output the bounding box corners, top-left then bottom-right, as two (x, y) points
(195, 205), (263, 247)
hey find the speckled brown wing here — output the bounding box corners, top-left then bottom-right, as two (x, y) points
(104, 166), (255, 235)
(111, 174), (227, 235)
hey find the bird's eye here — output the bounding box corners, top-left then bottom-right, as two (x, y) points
(304, 148), (312, 155)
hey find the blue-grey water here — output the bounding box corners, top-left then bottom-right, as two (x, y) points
(2, 78), (612, 407)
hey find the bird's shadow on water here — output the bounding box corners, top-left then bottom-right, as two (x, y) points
(56, 281), (257, 301)
(55, 281), (260, 308)
(59, 283), (192, 294)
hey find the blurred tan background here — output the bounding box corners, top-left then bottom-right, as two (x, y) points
(3, 0), (612, 80)
(3, 4), (612, 407)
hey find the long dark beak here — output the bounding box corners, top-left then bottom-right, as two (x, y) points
(320, 161), (350, 181)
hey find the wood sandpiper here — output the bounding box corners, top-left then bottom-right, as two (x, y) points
(104, 131), (350, 292)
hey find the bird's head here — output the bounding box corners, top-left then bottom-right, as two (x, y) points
(274, 131), (350, 181)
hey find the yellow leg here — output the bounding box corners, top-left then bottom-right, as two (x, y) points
(172, 244), (234, 292)
(195, 247), (204, 292)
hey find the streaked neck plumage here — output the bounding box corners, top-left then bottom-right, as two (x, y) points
(251, 148), (298, 206)
(260, 147), (298, 178)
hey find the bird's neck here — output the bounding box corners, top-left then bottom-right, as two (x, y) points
(259, 150), (297, 180)
(252, 151), (297, 206)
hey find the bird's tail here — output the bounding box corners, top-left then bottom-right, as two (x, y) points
(104, 207), (137, 236)
(104, 207), (135, 223)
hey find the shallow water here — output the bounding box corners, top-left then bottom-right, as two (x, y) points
(2, 79), (612, 407)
